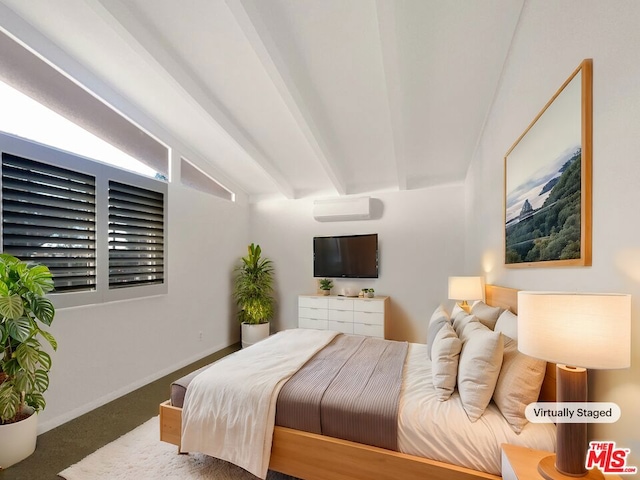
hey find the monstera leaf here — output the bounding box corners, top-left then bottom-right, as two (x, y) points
(0, 254), (56, 424)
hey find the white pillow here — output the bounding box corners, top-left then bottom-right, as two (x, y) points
(427, 315), (449, 360)
(471, 301), (502, 330)
(494, 336), (546, 433)
(452, 312), (478, 337)
(495, 310), (518, 340)
(457, 321), (504, 422)
(450, 302), (465, 318)
(429, 304), (450, 327)
(427, 305), (451, 358)
(431, 322), (462, 401)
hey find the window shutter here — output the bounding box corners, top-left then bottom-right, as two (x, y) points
(1, 152), (97, 292)
(108, 181), (164, 288)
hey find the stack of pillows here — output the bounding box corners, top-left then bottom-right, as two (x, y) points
(427, 301), (546, 433)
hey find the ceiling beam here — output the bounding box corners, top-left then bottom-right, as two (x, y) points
(226, 0), (347, 196)
(91, 0), (295, 199)
(375, 0), (407, 191)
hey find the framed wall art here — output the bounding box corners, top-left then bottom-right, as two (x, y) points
(504, 59), (592, 267)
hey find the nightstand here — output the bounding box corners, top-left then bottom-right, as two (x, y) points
(501, 444), (621, 480)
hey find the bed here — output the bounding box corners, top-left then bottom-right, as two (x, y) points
(159, 285), (557, 480)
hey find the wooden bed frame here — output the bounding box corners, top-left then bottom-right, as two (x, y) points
(159, 285), (556, 480)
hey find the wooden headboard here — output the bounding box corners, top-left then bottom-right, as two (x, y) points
(485, 284), (556, 402)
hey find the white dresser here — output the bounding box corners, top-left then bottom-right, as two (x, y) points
(298, 295), (389, 339)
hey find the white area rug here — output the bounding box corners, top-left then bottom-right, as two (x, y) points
(58, 416), (297, 480)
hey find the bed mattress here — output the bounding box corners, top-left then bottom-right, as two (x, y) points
(170, 336), (556, 476)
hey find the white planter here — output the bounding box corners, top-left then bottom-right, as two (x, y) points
(0, 408), (37, 469)
(241, 322), (270, 348)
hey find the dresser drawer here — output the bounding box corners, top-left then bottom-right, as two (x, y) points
(299, 306), (328, 320)
(354, 299), (384, 313)
(299, 296), (329, 309)
(299, 317), (328, 330)
(354, 310), (384, 326)
(328, 308), (353, 322)
(328, 320), (354, 334)
(353, 322), (384, 338)
(328, 297), (354, 310)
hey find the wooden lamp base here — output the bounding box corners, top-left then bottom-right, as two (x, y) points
(538, 455), (604, 480)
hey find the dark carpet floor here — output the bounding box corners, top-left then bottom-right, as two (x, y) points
(0, 344), (240, 480)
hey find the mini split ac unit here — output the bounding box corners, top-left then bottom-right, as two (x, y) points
(313, 196), (371, 222)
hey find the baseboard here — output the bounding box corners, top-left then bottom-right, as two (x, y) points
(37, 341), (235, 434)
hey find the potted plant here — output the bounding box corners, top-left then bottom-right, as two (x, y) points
(0, 254), (56, 469)
(367, 288), (375, 298)
(319, 278), (333, 296)
(233, 244), (274, 348)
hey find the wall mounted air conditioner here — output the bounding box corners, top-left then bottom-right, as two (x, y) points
(313, 196), (371, 222)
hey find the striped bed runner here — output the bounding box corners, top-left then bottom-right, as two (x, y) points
(275, 334), (408, 451)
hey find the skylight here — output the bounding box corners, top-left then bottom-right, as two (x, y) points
(0, 80), (158, 178)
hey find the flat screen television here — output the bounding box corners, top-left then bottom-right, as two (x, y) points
(313, 233), (378, 278)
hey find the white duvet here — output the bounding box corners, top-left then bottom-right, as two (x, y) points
(398, 343), (556, 475)
(181, 329), (338, 479)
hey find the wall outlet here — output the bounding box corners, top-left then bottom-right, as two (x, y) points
(198, 331), (203, 341)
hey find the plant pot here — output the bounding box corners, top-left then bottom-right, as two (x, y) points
(321, 290), (330, 296)
(241, 322), (270, 348)
(0, 407), (37, 469)
(367, 292), (374, 298)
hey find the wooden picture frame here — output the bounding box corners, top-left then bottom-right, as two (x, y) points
(504, 59), (592, 267)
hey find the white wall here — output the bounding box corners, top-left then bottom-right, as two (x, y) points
(41, 158), (249, 433)
(250, 185), (466, 344)
(466, 0), (640, 466)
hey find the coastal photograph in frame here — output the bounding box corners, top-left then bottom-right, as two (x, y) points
(504, 59), (592, 267)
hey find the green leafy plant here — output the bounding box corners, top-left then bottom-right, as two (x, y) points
(0, 254), (57, 424)
(233, 244), (274, 325)
(319, 278), (333, 291)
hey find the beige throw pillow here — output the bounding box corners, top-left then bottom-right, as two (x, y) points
(431, 322), (462, 401)
(457, 321), (504, 422)
(452, 312), (478, 337)
(493, 336), (546, 433)
(471, 301), (502, 330)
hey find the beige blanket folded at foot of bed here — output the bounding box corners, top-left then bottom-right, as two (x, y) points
(181, 329), (338, 479)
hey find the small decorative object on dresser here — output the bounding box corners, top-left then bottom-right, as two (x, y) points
(318, 278), (333, 296)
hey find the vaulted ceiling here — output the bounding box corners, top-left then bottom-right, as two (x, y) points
(0, 0), (524, 202)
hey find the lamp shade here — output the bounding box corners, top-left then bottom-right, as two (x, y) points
(448, 276), (483, 301)
(517, 291), (631, 370)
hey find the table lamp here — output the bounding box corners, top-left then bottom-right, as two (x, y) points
(448, 276), (483, 312)
(517, 291), (631, 480)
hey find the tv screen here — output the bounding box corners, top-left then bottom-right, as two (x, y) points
(313, 234), (378, 278)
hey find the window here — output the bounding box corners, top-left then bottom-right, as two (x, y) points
(108, 181), (165, 289)
(0, 133), (167, 307)
(1, 152), (97, 293)
(0, 29), (169, 178)
(180, 157), (234, 201)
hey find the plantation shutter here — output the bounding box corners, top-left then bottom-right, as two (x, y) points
(108, 181), (164, 288)
(1, 152), (97, 292)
